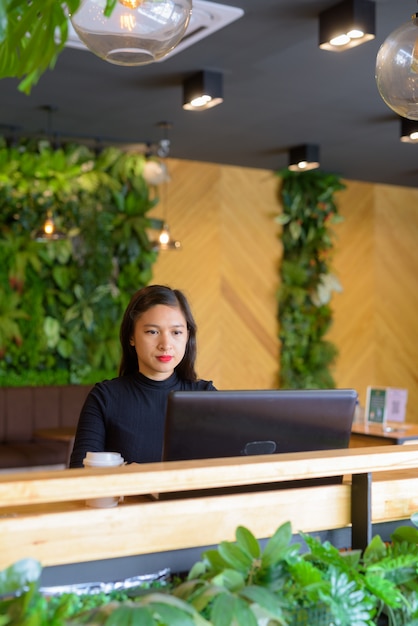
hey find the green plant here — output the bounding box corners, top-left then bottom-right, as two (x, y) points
(172, 518), (418, 626)
(0, 0), (117, 94)
(275, 169), (346, 389)
(0, 137), (160, 386)
(1, 515), (417, 626)
(0, 558), (208, 626)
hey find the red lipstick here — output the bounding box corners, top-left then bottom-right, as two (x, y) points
(157, 356), (172, 362)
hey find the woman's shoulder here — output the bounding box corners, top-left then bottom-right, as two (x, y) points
(90, 375), (138, 395)
(181, 379), (217, 391)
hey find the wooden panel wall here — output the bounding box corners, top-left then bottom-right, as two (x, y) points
(327, 183), (376, 408)
(149, 159), (418, 423)
(149, 159), (280, 390)
(329, 183), (418, 423)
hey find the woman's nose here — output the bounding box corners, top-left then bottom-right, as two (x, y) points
(158, 333), (171, 350)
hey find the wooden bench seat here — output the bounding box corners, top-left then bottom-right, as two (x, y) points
(0, 385), (90, 470)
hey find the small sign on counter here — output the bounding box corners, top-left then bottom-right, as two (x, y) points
(365, 386), (408, 425)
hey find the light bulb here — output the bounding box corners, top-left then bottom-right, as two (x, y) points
(119, 0), (142, 8)
(330, 33), (351, 47)
(33, 211), (67, 241)
(347, 29), (364, 39)
(70, 0), (192, 66)
(43, 217), (55, 235)
(329, 29), (366, 47)
(288, 160), (320, 172)
(190, 94), (212, 108)
(159, 226), (170, 245)
(376, 13), (418, 120)
(151, 223), (181, 250)
(401, 130), (418, 142)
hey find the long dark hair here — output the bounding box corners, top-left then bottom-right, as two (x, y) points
(119, 284), (198, 381)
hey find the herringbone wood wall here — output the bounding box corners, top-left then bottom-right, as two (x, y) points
(328, 183), (418, 423)
(149, 159), (280, 390)
(150, 160), (418, 423)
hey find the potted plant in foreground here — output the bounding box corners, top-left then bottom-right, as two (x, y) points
(1, 515), (417, 626)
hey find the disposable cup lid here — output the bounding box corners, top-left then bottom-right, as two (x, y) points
(83, 452), (124, 467)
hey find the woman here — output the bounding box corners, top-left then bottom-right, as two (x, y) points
(69, 285), (216, 467)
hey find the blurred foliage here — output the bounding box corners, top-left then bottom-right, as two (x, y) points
(275, 169), (346, 389)
(0, 137), (159, 387)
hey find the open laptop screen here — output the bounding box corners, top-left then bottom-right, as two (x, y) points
(162, 388), (357, 462)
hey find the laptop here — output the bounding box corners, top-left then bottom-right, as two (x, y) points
(156, 388), (357, 498)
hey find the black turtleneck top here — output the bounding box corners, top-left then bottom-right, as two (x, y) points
(69, 372), (216, 468)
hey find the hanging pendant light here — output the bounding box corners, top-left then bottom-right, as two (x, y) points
(150, 180), (182, 251)
(375, 6), (418, 120)
(152, 222), (181, 251)
(33, 211), (67, 242)
(70, 0), (192, 66)
(149, 121), (181, 251)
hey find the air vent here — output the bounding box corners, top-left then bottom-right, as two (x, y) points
(65, 1), (244, 59)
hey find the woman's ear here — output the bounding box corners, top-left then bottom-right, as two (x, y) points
(129, 337), (135, 346)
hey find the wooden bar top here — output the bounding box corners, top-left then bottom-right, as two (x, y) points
(1, 444), (418, 507)
(0, 446), (417, 570)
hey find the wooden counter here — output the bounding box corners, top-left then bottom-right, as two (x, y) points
(350, 422), (418, 447)
(0, 445), (418, 574)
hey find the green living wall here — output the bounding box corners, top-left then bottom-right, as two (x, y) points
(276, 169), (345, 389)
(0, 137), (159, 387)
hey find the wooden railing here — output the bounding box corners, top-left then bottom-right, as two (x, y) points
(0, 444), (417, 572)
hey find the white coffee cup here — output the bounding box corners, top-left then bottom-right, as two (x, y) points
(82, 451), (124, 508)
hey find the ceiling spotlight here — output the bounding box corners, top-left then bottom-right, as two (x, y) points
(400, 117), (418, 143)
(376, 9), (418, 121)
(319, 0), (375, 51)
(288, 144), (320, 172)
(70, 0), (192, 66)
(182, 70), (223, 111)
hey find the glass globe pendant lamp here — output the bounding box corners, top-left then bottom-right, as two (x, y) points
(70, 0), (192, 66)
(375, 8), (418, 120)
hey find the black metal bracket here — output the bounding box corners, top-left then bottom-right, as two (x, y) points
(351, 472), (372, 551)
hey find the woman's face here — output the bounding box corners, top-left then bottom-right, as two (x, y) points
(129, 304), (189, 381)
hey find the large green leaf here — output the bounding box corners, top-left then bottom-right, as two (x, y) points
(261, 522), (294, 567)
(218, 542), (254, 573)
(0, 559), (41, 596)
(235, 527), (261, 560)
(240, 585), (286, 622)
(320, 567), (376, 626)
(365, 574), (404, 609)
(210, 593), (236, 626)
(211, 570), (246, 592)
